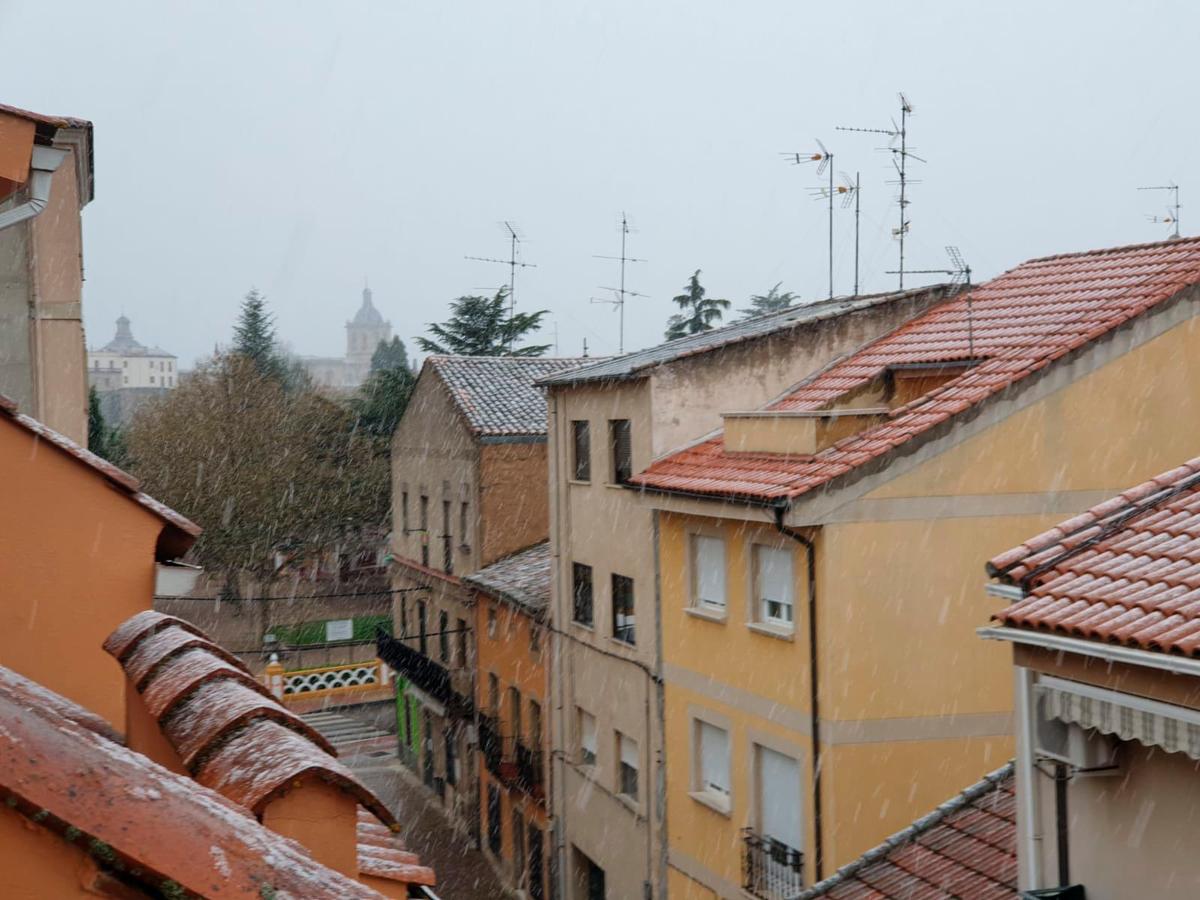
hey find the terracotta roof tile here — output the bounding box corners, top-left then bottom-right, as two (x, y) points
(427, 355), (593, 436)
(633, 238), (1200, 502)
(139, 646), (272, 719)
(0, 665), (122, 744)
(122, 624), (245, 689)
(195, 718), (397, 826)
(989, 457), (1200, 656)
(358, 847), (438, 886)
(102, 609), (209, 662)
(0, 664), (383, 899)
(799, 763), (1015, 899)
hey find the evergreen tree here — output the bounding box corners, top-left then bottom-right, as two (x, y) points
(87, 386), (127, 465)
(739, 282), (798, 319)
(353, 366), (416, 439)
(232, 288), (286, 380)
(664, 270), (730, 340)
(417, 288), (550, 357)
(371, 336), (411, 373)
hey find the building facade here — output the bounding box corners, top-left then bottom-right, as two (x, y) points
(0, 103), (93, 445)
(633, 236), (1200, 895)
(983, 456), (1200, 899)
(300, 285), (393, 389)
(540, 287), (951, 900)
(379, 355), (588, 842)
(465, 541), (552, 898)
(88, 314), (177, 424)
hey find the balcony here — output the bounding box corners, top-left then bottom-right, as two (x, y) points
(478, 713), (506, 779)
(741, 828), (804, 900)
(515, 742), (545, 801)
(376, 631), (472, 718)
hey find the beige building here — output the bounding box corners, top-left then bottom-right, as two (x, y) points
(539, 286), (951, 900)
(0, 102), (93, 444)
(88, 315), (177, 425)
(380, 354), (588, 838)
(983, 456), (1200, 899)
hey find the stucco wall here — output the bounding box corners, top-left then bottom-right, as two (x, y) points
(0, 415), (162, 728)
(479, 441), (550, 567)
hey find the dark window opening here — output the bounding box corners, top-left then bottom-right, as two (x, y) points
(444, 725), (458, 787)
(441, 499), (453, 574)
(487, 784), (502, 854)
(439, 610), (450, 663)
(457, 617), (468, 666)
(609, 419), (631, 484)
(611, 573), (635, 645)
(419, 495), (430, 567)
(572, 420), (591, 481)
(417, 601), (428, 656)
(573, 563), (594, 626)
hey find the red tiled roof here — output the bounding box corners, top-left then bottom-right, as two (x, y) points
(989, 458), (1200, 655)
(800, 763), (1015, 899)
(104, 612), (397, 826)
(0, 398), (200, 547)
(0, 663), (383, 899)
(633, 237), (1200, 502)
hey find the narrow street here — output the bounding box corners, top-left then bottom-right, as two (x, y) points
(350, 757), (509, 900)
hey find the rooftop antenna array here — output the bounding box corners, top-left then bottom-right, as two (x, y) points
(817, 170), (862, 296)
(466, 221), (538, 353)
(784, 140), (837, 299)
(1138, 182), (1181, 239)
(591, 212), (646, 354)
(892, 245), (975, 354)
(839, 92), (924, 289)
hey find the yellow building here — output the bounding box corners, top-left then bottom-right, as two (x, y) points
(633, 237), (1200, 897)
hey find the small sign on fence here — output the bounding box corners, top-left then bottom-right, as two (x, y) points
(325, 618), (354, 642)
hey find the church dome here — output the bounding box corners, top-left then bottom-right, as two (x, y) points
(351, 287), (385, 327)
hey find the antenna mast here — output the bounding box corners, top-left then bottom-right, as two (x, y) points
(784, 140), (837, 299)
(466, 221), (538, 353)
(592, 212), (646, 354)
(839, 93), (923, 289)
(890, 246), (973, 353)
(1138, 182), (1181, 239)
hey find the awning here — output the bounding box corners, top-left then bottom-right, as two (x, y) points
(1037, 675), (1200, 761)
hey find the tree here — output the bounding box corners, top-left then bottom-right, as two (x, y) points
(417, 288), (550, 357)
(371, 336), (410, 374)
(739, 282), (798, 319)
(122, 353), (387, 579)
(664, 270), (730, 340)
(87, 386), (126, 465)
(232, 288), (287, 381)
(355, 336), (416, 439)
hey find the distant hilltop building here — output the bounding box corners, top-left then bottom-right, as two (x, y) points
(299, 285), (392, 390)
(88, 315), (177, 424)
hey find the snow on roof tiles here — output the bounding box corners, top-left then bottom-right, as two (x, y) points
(633, 237), (1200, 503)
(463, 540), (551, 616)
(427, 355), (593, 436)
(989, 457), (1200, 656)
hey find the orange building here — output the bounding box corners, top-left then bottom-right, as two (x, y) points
(465, 541), (552, 898)
(0, 394), (437, 897)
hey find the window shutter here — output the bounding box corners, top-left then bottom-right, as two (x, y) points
(699, 722), (730, 795)
(759, 747), (802, 849)
(693, 536), (727, 607)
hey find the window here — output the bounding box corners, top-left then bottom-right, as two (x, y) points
(417, 601), (428, 656)
(439, 610), (450, 663)
(609, 419), (632, 483)
(400, 597), (408, 637)
(529, 700), (542, 751)
(572, 420), (591, 481)
(577, 708), (597, 767)
(457, 617), (468, 666)
(488, 607), (498, 638)
(757, 746), (802, 851)
(529, 623), (541, 655)
(508, 686), (522, 743)
(572, 563), (594, 626)
(401, 489), (409, 534)
(487, 784), (502, 854)
(149, 375), (155, 384)
(691, 535), (727, 610)
(419, 495), (429, 567)
(512, 808), (526, 887)
(442, 499), (453, 574)
(696, 720), (731, 804)
(754, 545), (795, 628)
(611, 574), (635, 644)
(487, 672), (500, 716)
(617, 732), (638, 800)
(445, 726), (458, 787)
(460, 500), (469, 548)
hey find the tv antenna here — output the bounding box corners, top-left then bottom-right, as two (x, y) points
(466, 221), (538, 352)
(1138, 182), (1181, 239)
(891, 246), (974, 354)
(814, 171), (862, 296)
(591, 212), (646, 354)
(784, 139), (836, 299)
(839, 92), (924, 289)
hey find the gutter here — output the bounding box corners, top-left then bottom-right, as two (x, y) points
(772, 504), (824, 882)
(977, 625), (1200, 679)
(0, 145), (69, 232)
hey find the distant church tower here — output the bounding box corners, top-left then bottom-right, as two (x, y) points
(345, 285), (392, 380)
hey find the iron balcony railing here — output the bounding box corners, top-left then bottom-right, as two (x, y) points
(742, 828), (804, 900)
(478, 713), (506, 779)
(515, 742), (545, 799)
(376, 630), (473, 717)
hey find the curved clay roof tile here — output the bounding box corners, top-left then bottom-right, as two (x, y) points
(123, 625), (245, 690)
(139, 646), (274, 720)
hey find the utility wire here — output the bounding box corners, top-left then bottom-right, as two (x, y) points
(153, 585), (430, 603)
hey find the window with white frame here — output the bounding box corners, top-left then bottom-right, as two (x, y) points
(753, 545), (794, 628)
(757, 745), (802, 850)
(617, 732), (638, 800)
(691, 534), (727, 610)
(578, 708), (597, 767)
(695, 719), (730, 805)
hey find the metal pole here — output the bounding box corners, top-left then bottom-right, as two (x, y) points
(828, 157), (834, 300)
(854, 171), (861, 297)
(619, 215), (627, 354)
(898, 103), (907, 290)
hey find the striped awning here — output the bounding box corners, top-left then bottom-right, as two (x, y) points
(1037, 675), (1200, 761)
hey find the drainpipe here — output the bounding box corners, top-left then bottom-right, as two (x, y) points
(1013, 666), (1044, 889)
(0, 145), (69, 232)
(772, 504), (823, 882)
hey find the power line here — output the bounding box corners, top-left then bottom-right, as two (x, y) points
(154, 585), (430, 603)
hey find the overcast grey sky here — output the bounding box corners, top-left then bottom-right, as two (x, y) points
(0, 1), (1190, 366)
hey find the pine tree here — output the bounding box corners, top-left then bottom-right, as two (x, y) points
(739, 282), (798, 319)
(417, 288), (550, 357)
(371, 336), (411, 373)
(87, 386), (107, 453)
(664, 270), (730, 339)
(232, 288), (286, 380)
